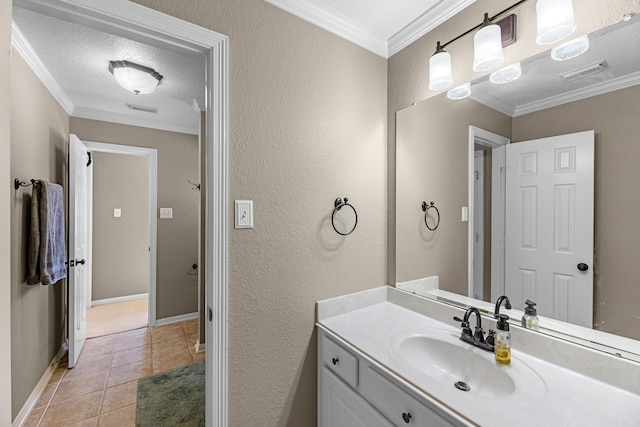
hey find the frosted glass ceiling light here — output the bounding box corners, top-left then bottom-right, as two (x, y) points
(473, 14), (505, 72)
(490, 62), (522, 84)
(536, 0), (576, 45)
(551, 35), (589, 61)
(429, 42), (453, 91)
(109, 60), (163, 95)
(447, 82), (471, 100)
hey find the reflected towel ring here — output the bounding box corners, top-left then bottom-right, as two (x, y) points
(422, 201), (440, 231)
(332, 197), (358, 236)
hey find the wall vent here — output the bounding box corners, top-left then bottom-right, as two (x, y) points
(559, 60), (608, 82)
(126, 103), (158, 113)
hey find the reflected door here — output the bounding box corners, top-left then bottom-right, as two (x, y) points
(505, 131), (594, 327)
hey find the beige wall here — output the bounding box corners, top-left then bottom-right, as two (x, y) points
(92, 152), (149, 301)
(388, 0), (639, 285)
(512, 85), (640, 340)
(132, 1), (387, 425)
(10, 53), (69, 419)
(70, 119), (199, 320)
(396, 96), (510, 294)
(1, 0), (13, 422)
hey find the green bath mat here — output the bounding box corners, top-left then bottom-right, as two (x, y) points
(136, 362), (205, 427)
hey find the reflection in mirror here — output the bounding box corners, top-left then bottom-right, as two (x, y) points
(395, 14), (640, 360)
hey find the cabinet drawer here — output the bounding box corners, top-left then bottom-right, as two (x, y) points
(321, 334), (359, 388)
(361, 365), (454, 427)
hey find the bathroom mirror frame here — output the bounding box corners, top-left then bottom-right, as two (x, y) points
(395, 13), (640, 363)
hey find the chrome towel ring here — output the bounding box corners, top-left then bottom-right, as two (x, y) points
(422, 201), (440, 231)
(332, 197), (358, 236)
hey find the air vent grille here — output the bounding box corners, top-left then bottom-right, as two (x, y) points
(126, 103), (158, 113)
(559, 60), (608, 82)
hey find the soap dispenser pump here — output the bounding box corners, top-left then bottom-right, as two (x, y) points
(522, 300), (540, 330)
(495, 314), (511, 365)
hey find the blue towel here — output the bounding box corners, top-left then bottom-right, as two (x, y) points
(35, 181), (67, 285)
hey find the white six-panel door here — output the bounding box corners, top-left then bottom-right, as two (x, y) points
(505, 131), (594, 328)
(68, 134), (90, 367)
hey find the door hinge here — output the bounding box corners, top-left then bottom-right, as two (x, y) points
(86, 152), (92, 167)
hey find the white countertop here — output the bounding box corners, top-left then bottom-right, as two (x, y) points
(319, 297), (640, 427)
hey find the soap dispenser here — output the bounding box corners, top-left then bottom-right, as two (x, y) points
(522, 300), (540, 331)
(495, 314), (511, 365)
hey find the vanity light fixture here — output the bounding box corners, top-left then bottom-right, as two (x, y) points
(109, 60), (163, 95)
(429, 42), (453, 91)
(473, 13), (505, 72)
(535, 0), (576, 45)
(490, 62), (522, 84)
(550, 35), (589, 61)
(447, 82), (471, 100)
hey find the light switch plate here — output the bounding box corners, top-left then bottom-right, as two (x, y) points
(461, 206), (469, 223)
(160, 208), (173, 219)
(113, 208), (121, 218)
(235, 200), (253, 229)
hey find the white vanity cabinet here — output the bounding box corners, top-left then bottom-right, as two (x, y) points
(318, 328), (460, 427)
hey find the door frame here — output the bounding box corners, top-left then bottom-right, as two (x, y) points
(467, 126), (510, 302)
(472, 150), (484, 301)
(82, 140), (158, 326)
(14, 1), (229, 425)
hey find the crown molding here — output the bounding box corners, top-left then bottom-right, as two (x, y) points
(264, 0), (388, 57)
(513, 71), (640, 117)
(11, 22), (74, 114)
(388, 0), (476, 57)
(72, 106), (199, 135)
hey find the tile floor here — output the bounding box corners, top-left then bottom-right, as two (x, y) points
(23, 320), (204, 427)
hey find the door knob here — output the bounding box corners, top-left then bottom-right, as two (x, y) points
(76, 259), (86, 265)
(577, 263), (588, 272)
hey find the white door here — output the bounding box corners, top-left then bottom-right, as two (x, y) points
(505, 130), (594, 328)
(473, 151), (485, 300)
(68, 134), (91, 367)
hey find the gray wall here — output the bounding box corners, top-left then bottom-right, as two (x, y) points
(10, 53), (68, 419)
(1, 0), (13, 422)
(395, 96), (511, 294)
(133, 1), (388, 425)
(92, 152), (149, 301)
(70, 119), (199, 320)
(512, 86), (640, 340)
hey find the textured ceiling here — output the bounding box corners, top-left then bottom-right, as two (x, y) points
(12, 7), (205, 134)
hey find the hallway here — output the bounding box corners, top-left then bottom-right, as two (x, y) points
(23, 320), (204, 426)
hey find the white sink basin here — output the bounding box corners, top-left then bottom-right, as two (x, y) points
(388, 325), (546, 401)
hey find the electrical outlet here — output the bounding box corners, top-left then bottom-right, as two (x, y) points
(160, 208), (173, 219)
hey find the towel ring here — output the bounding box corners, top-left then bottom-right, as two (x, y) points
(332, 197), (358, 236)
(422, 201), (440, 231)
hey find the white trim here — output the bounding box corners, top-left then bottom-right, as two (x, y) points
(513, 70), (640, 117)
(91, 293), (148, 306)
(17, 2), (228, 425)
(192, 98), (205, 113)
(195, 339), (206, 354)
(468, 126), (509, 301)
(82, 140), (158, 328)
(12, 345), (66, 427)
(490, 145), (507, 303)
(10, 23), (74, 114)
(72, 107), (199, 136)
(388, 0), (476, 57)
(155, 312), (199, 326)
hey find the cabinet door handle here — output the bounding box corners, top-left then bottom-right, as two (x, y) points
(332, 357), (339, 365)
(402, 412), (412, 423)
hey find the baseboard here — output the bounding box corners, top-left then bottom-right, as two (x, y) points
(194, 339), (205, 354)
(91, 293), (148, 306)
(13, 345), (67, 427)
(155, 312), (198, 326)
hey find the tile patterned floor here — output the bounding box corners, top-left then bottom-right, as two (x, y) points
(23, 320), (204, 427)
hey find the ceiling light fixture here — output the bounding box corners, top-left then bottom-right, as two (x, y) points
(447, 82), (471, 100)
(473, 13), (505, 72)
(490, 62), (522, 84)
(429, 42), (453, 91)
(550, 35), (589, 61)
(109, 60), (163, 95)
(535, 0), (576, 45)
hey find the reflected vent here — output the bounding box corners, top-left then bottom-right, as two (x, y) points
(126, 103), (158, 113)
(558, 60), (608, 82)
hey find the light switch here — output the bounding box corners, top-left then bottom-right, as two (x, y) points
(114, 208), (122, 218)
(235, 200), (253, 229)
(160, 208), (173, 219)
(461, 206), (469, 223)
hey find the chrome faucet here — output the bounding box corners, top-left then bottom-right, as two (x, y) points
(494, 295), (512, 317)
(454, 307), (495, 352)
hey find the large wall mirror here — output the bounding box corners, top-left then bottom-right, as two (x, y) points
(395, 13), (640, 360)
